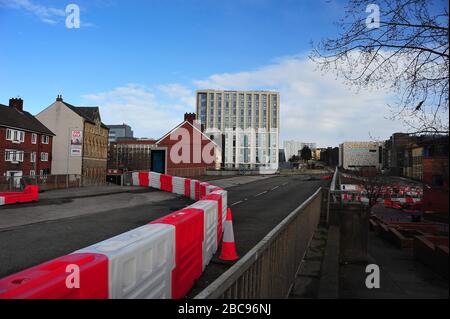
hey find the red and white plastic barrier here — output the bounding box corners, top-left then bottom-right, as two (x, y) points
(0, 185), (39, 206)
(0, 253), (108, 299)
(0, 171), (228, 299)
(150, 208), (204, 299)
(188, 200), (219, 270)
(75, 224), (176, 299)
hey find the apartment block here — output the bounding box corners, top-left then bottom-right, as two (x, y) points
(196, 90), (280, 171)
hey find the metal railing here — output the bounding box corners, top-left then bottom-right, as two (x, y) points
(0, 174), (109, 192)
(195, 187), (323, 299)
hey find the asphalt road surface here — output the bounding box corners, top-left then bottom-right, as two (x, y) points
(0, 174), (325, 298)
(0, 189), (193, 278)
(188, 174), (325, 297)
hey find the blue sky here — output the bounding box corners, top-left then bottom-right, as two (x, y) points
(0, 0), (412, 146)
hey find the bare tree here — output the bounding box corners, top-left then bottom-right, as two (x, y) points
(311, 0), (449, 134)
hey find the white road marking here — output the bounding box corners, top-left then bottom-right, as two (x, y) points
(271, 186), (280, 191)
(282, 182), (289, 186)
(231, 200), (243, 206)
(255, 191), (268, 197)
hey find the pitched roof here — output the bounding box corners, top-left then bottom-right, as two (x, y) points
(156, 120), (217, 146)
(61, 101), (108, 129)
(0, 103), (55, 135)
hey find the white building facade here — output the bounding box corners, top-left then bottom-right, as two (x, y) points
(283, 140), (317, 161)
(339, 141), (383, 170)
(196, 90), (280, 171)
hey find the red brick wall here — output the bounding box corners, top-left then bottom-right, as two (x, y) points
(423, 157), (448, 185)
(158, 122), (216, 175)
(0, 127), (53, 176)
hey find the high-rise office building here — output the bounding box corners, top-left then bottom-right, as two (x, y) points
(196, 90), (280, 171)
(107, 124), (134, 144)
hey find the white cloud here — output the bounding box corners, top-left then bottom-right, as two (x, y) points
(82, 84), (193, 139)
(82, 54), (409, 147)
(0, 0), (65, 24)
(194, 55), (407, 147)
(0, 0), (94, 27)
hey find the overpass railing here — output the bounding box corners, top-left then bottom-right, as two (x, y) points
(194, 187), (323, 299)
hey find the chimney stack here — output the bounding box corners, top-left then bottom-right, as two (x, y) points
(9, 98), (23, 111)
(184, 112), (196, 124)
(56, 95), (63, 102)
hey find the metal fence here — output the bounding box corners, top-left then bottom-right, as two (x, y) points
(0, 174), (108, 192)
(194, 187), (324, 299)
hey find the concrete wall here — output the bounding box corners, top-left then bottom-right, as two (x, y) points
(36, 101), (84, 175)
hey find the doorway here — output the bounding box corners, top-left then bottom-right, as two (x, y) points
(151, 150), (166, 174)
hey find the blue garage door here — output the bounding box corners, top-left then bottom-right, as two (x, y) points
(151, 150), (166, 174)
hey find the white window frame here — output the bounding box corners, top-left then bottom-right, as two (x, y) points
(30, 170), (35, 176)
(32, 133), (37, 144)
(6, 129), (12, 140)
(41, 152), (49, 162)
(5, 149), (24, 163)
(6, 129), (25, 143)
(31, 152), (36, 163)
(42, 135), (49, 144)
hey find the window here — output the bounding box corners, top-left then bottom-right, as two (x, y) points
(6, 129), (25, 143)
(30, 170), (35, 176)
(217, 94), (222, 129)
(42, 135), (49, 144)
(41, 152), (49, 162)
(199, 93), (207, 125)
(31, 152), (36, 163)
(5, 149), (24, 162)
(32, 133), (37, 144)
(432, 175), (444, 187)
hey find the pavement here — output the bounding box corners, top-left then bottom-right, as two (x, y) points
(339, 230), (449, 299)
(39, 185), (141, 200)
(289, 226), (328, 299)
(0, 189), (193, 277)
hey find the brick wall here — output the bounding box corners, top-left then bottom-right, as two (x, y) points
(0, 127), (53, 176)
(158, 122), (216, 176)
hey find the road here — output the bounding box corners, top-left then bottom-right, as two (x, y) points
(0, 173), (325, 297)
(0, 189), (193, 277)
(188, 174), (325, 297)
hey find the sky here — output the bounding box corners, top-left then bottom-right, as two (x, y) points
(0, 0), (412, 147)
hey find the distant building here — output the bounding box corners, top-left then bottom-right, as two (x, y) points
(383, 132), (417, 176)
(0, 98), (54, 181)
(320, 147), (339, 167)
(36, 95), (109, 181)
(339, 141), (383, 170)
(278, 149), (286, 163)
(284, 140), (317, 162)
(108, 138), (157, 172)
(196, 90), (280, 171)
(313, 148), (321, 161)
(107, 124), (133, 144)
(422, 136), (449, 215)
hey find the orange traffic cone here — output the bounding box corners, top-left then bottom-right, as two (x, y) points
(219, 208), (239, 261)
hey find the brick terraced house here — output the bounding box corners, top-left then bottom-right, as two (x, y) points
(0, 98), (54, 184)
